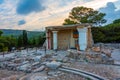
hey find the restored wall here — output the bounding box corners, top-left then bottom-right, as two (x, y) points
(57, 30), (72, 50)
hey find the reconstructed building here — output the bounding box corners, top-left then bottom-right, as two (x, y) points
(46, 24), (93, 51)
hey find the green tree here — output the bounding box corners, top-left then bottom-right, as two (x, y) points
(23, 30), (28, 47)
(3, 47), (8, 52)
(92, 18), (120, 43)
(92, 27), (105, 43)
(0, 37), (9, 52)
(0, 35), (17, 51)
(38, 35), (45, 47)
(0, 37), (10, 47)
(63, 19), (77, 25)
(17, 35), (23, 47)
(0, 43), (4, 52)
(6, 36), (17, 51)
(113, 18), (120, 24)
(32, 37), (36, 46)
(63, 6), (106, 26)
(0, 30), (3, 36)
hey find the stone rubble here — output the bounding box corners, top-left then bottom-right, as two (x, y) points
(0, 46), (120, 80)
(67, 45), (114, 64)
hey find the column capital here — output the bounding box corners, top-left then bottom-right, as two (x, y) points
(77, 27), (87, 33)
(52, 31), (58, 33)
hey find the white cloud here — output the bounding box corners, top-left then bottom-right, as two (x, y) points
(114, 0), (120, 10)
(83, 0), (117, 10)
(0, 0), (119, 31)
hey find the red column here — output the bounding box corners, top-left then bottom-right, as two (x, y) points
(47, 31), (51, 49)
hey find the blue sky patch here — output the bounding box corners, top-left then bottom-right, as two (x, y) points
(99, 2), (120, 24)
(18, 20), (26, 25)
(16, 0), (45, 15)
(0, 0), (4, 4)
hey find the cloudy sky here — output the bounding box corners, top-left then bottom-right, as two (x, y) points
(0, 0), (120, 31)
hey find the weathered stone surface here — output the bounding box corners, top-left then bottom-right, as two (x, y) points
(45, 61), (62, 70)
(33, 65), (45, 72)
(92, 47), (101, 52)
(101, 48), (112, 57)
(67, 49), (114, 64)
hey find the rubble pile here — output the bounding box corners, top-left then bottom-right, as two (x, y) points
(103, 43), (120, 49)
(0, 50), (46, 73)
(0, 48), (119, 80)
(0, 50), (66, 79)
(67, 47), (114, 64)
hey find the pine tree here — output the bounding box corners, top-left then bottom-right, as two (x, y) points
(22, 30), (28, 47)
(17, 35), (23, 47)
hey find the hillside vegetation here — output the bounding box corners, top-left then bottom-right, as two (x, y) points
(0, 29), (44, 38)
(0, 30), (45, 52)
(92, 19), (120, 43)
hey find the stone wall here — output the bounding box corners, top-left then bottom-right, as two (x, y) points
(67, 49), (114, 64)
(58, 30), (73, 50)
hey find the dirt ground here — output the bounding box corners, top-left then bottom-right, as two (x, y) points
(0, 69), (25, 80)
(47, 72), (86, 80)
(68, 62), (120, 80)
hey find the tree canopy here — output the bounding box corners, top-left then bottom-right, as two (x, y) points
(23, 30), (28, 47)
(63, 6), (106, 26)
(0, 30), (3, 36)
(113, 18), (120, 24)
(92, 18), (120, 43)
(0, 30), (45, 52)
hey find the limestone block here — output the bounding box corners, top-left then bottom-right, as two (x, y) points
(101, 48), (111, 57)
(92, 47), (100, 52)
